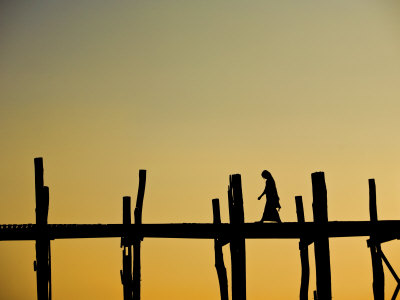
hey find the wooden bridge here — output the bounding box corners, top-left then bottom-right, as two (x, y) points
(1, 221), (400, 240)
(0, 157), (399, 300)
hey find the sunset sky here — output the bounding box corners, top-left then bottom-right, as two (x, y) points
(1, 1), (400, 299)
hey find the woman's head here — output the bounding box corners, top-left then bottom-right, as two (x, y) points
(261, 170), (272, 179)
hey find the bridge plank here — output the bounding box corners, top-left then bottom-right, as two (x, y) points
(1, 221), (400, 240)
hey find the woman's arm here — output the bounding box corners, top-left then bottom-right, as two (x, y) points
(257, 189), (266, 200)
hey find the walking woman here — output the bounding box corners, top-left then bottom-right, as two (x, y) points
(257, 170), (282, 223)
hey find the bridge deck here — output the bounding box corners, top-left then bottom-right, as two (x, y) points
(0, 221), (399, 241)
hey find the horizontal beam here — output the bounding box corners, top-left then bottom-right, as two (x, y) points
(0, 221), (400, 241)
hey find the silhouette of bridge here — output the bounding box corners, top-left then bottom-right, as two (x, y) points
(1, 221), (400, 240)
(0, 157), (399, 300)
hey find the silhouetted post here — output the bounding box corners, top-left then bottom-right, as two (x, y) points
(133, 170), (146, 300)
(313, 290), (318, 300)
(228, 174), (246, 300)
(368, 179), (384, 300)
(121, 196), (133, 300)
(34, 157), (51, 300)
(296, 196), (309, 300)
(212, 198), (229, 300)
(312, 172), (332, 300)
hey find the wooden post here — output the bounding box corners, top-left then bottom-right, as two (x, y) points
(121, 196), (133, 300)
(296, 196), (309, 300)
(311, 172), (332, 300)
(212, 198), (229, 300)
(34, 157), (51, 300)
(368, 179), (384, 300)
(133, 170), (146, 300)
(228, 174), (246, 300)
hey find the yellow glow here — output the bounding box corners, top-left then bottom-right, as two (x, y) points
(1, 0), (400, 299)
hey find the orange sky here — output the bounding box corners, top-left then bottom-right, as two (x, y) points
(1, 1), (400, 299)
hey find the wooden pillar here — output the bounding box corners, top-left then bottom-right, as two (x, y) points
(133, 170), (146, 300)
(311, 172), (332, 300)
(228, 174), (246, 300)
(212, 198), (228, 300)
(296, 196), (309, 300)
(368, 179), (384, 300)
(34, 157), (51, 300)
(121, 196), (133, 300)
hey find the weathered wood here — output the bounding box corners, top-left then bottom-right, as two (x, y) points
(370, 179), (378, 223)
(134, 170), (146, 225)
(34, 157), (51, 300)
(121, 196), (133, 300)
(296, 196), (309, 300)
(312, 172), (332, 300)
(43, 187), (51, 300)
(3, 221), (400, 240)
(369, 179), (384, 300)
(393, 286), (400, 300)
(35, 158), (46, 226)
(133, 170), (146, 300)
(124, 196), (132, 226)
(8, 158), (400, 299)
(228, 174), (246, 300)
(212, 199), (229, 300)
(378, 249), (399, 283)
(47, 239), (52, 300)
(377, 247), (400, 299)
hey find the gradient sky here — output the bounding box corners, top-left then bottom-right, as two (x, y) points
(1, 0), (400, 299)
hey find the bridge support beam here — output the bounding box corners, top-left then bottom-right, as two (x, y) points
(228, 174), (246, 300)
(296, 196), (310, 300)
(213, 198), (228, 300)
(34, 157), (51, 300)
(133, 170), (146, 300)
(312, 172), (332, 300)
(368, 179), (384, 300)
(121, 170), (146, 300)
(121, 196), (133, 300)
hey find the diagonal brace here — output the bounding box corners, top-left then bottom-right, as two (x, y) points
(377, 248), (400, 300)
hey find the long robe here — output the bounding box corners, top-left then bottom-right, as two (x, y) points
(261, 178), (281, 222)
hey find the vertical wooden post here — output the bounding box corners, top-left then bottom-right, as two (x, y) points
(212, 198), (229, 300)
(228, 174), (246, 300)
(34, 157), (51, 300)
(368, 179), (384, 300)
(296, 196), (309, 300)
(133, 170), (146, 300)
(311, 172), (332, 300)
(121, 196), (133, 300)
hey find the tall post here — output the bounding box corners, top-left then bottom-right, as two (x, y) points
(212, 198), (229, 300)
(311, 172), (332, 300)
(133, 170), (146, 300)
(296, 196), (309, 300)
(121, 196), (133, 300)
(228, 174), (246, 300)
(368, 179), (384, 300)
(34, 157), (51, 300)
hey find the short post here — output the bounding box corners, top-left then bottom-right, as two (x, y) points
(121, 196), (133, 300)
(368, 179), (384, 300)
(133, 170), (146, 300)
(311, 172), (332, 300)
(34, 157), (51, 300)
(228, 174), (246, 300)
(212, 198), (228, 300)
(296, 196), (309, 300)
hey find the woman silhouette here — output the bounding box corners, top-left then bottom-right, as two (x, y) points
(257, 170), (282, 223)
